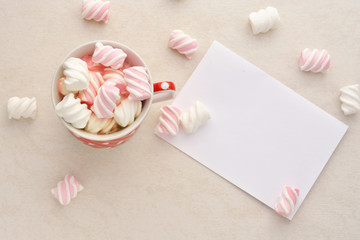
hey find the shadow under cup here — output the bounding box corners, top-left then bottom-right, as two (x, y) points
(51, 40), (153, 148)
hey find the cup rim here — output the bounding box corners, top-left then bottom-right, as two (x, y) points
(51, 40), (153, 141)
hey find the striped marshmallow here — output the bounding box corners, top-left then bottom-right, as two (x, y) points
(92, 42), (127, 69)
(275, 186), (300, 217)
(168, 30), (198, 59)
(156, 105), (182, 136)
(82, 0), (110, 23)
(124, 66), (152, 101)
(299, 49), (330, 73)
(78, 71), (104, 107)
(91, 81), (120, 118)
(51, 174), (84, 206)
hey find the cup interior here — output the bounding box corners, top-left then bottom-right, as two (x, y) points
(51, 40), (153, 141)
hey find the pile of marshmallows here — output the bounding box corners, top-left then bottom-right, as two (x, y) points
(6, 29), (200, 122)
(55, 42), (151, 134)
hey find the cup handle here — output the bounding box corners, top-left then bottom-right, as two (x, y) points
(152, 81), (176, 103)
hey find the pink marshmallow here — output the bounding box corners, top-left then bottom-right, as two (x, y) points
(82, 0), (110, 23)
(275, 186), (300, 217)
(156, 105), (182, 136)
(168, 30), (198, 59)
(92, 42), (127, 69)
(51, 174), (84, 206)
(78, 71), (104, 107)
(91, 81), (120, 118)
(124, 66), (152, 101)
(299, 49), (330, 73)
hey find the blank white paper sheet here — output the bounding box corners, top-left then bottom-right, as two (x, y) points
(155, 41), (348, 220)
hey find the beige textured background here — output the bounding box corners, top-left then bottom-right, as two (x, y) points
(0, 0), (359, 239)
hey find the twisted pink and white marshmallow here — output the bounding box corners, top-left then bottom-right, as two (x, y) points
(156, 105), (182, 136)
(82, 0), (110, 23)
(91, 81), (120, 118)
(78, 71), (104, 107)
(124, 66), (152, 101)
(168, 30), (198, 59)
(103, 68), (127, 94)
(299, 49), (330, 73)
(92, 42), (127, 69)
(275, 186), (300, 217)
(51, 174), (84, 206)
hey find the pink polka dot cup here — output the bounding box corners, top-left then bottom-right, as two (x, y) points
(52, 40), (176, 148)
